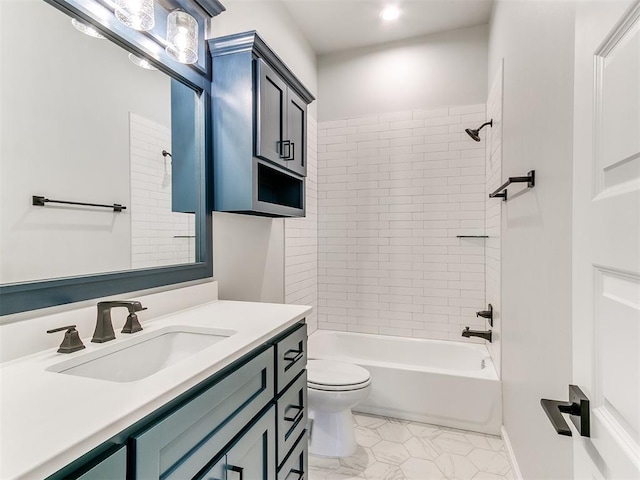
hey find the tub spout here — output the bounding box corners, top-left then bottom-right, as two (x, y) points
(462, 327), (492, 343)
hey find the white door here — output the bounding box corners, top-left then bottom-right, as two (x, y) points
(572, 0), (640, 478)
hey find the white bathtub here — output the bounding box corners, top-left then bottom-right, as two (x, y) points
(308, 330), (502, 435)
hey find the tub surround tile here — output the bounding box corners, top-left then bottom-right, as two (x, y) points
(318, 104), (487, 342)
(309, 414), (512, 480)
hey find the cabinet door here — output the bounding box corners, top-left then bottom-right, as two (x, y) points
(76, 446), (126, 480)
(256, 59), (287, 167)
(226, 407), (276, 480)
(284, 89), (307, 177)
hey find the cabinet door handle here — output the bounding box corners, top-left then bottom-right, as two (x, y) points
(286, 142), (295, 161)
(283, 349), (303, 369)
(284, 404), (304, 423)
(227, 464), (244, 480)
(286, 468), (304, 480)
(279, 140), (291, 159)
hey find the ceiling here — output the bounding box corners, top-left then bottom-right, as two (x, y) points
(280, 0), (494, 55)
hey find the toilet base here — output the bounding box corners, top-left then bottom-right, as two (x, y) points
(309, 409), (357, 457)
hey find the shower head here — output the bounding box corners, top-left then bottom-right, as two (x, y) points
(465, 119), (493, 142)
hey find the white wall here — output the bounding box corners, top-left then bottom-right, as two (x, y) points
(317, 105), (488, 341)
(209, 0), (318, 304)
(318, 25), (488, 122)
(0, 0), (170, 283)
(488, 2), (576, 478)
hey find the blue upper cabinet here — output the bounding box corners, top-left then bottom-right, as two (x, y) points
(208, 31), (315, 218)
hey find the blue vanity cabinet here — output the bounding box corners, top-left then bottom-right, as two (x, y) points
(208, 31), (315, 218)
(46, 321), (308, 480)
(200, 407), (276, 480)
(132, 347), (274, 479)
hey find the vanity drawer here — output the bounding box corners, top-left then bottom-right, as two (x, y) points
(277, 371), (307, 466)
(275, 323), (307, 394)
(133, 347), (274, 480)
(277, 431), (307, 480)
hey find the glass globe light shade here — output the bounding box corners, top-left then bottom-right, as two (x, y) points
(165, 10), (198, 64)
(115, 0), (155, 32)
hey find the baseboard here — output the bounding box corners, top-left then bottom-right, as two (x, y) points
(501, 426), (524, 480)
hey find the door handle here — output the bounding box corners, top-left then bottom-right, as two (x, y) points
(541, 384), (590, 437)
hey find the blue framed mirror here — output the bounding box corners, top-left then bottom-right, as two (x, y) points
(0, 0), (224, 316)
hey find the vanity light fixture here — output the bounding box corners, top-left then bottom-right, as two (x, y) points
(380, 5), (401, 21)
(165, 9), (198, 64)
(71, 19), (105, 39)
(114, 0), (155, 32)
(128, 53), (158, 70)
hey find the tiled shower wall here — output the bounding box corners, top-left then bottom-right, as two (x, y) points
(285, 117), (319, 334)
(485, 63), (503, 374)
(317, 105), (488, 341)
(130, 113), (195, 269)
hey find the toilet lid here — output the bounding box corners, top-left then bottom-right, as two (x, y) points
(307, 359), (371, 391)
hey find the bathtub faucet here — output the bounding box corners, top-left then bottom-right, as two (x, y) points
(462, 327), (492, 343)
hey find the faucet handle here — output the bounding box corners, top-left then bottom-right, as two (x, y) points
(121, 312), (143, 334)
(47, 325), (85, 354)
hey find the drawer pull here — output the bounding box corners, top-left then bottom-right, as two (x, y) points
(228, 465), (244, 480)
(283, 349), (303, 368)
(285, 469), (304, 480)
(284, 405), (304, 424)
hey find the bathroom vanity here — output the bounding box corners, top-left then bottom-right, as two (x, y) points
(0, 301), (311, 479)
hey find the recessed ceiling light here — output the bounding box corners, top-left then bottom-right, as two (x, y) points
(380, 5), (401, 22)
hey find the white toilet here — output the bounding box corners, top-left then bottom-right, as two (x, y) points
(307, 359), (372, 457)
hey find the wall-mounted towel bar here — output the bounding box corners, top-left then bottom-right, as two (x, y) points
(456, 235), (489, 238)
(489, 170), (535, 201)
(32, 196), (126, 212)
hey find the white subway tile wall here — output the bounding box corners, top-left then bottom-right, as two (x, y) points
(130, 113), (195, 269)
(284, 116), (318, 333)
(317, 105), (487, 341)
(486, 63), (503, 374)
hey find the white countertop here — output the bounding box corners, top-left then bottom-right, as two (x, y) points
(0, 300), (311, 479)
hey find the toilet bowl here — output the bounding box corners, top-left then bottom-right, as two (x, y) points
(307, 359), (371, 457)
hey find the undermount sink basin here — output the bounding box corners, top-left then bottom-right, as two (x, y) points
(48, 326), (236, 383)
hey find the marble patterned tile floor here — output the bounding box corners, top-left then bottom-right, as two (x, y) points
(308, 413), (514, 480)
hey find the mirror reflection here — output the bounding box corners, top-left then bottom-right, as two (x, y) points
(0, 0), (201, 285)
